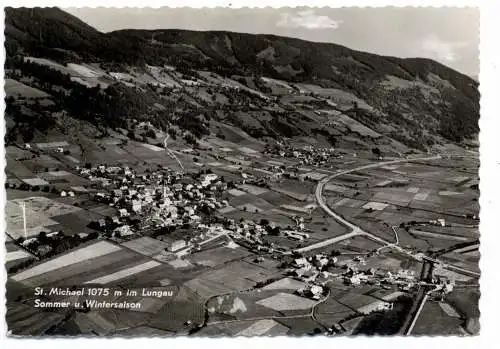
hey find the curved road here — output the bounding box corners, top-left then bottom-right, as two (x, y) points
(298, 154), (479, 276)
(163, 134), (184, 171)
(292, 154), (479, 335)
(296, 155), (441, 253)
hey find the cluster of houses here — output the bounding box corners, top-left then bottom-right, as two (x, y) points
(72, 163), (314, 259)
(77, 164), (230, 240)
(288, 254), (338, 285)
(221, 213), (312, 254)
(283, 251), (457, 302)
(223, 219), (280, 253)
(264, 143), (338, 167)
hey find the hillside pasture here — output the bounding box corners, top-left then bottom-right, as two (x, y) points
(5, 78), (51, 99)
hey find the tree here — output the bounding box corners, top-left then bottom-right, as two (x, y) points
(267, 226), (280, 236)
(144, 129), (156, 139)
(371, 147), (382, 158)
(37, 231), (48, 244)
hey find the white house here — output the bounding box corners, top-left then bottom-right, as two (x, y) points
(167, 239), (186, 252)
(114, 225), (134, 237)
(130, 199), (142, 212)
(118, 208), (128, 217)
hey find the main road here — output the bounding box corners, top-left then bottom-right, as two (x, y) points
(163, 134), (184, 171)
(296, 155), (442, 253)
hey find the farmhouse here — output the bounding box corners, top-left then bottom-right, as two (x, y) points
(114, 225), (134, 237)
(167, 240), (186, 252)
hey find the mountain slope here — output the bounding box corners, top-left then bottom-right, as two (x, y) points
(4, 7), (479, 151)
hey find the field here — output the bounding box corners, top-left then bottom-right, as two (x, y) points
(238, 184), (269, 196)
(6, 201), (60, 239)
(9, 239), (195, 288)
(147, 289), (205, 331)
(5, 241), (37, 271)
(11, 241), (122, 284)
(5, 194), (110, 239)
(256, 292), (316, 311)
(85, 260), (162, 285)
(320, 158), (479, 252)
(185, 259), (281, 300)
(206, 287), (316, 324)
(121, 237), (170, 256)
(335, 114), (382, 138)
(262, 277), (306, 291)
(197, 318), (289, 336)
(6, 303), (66, 335)
(5, 250), (32, 263)
(3, 108), (480, 336)
(315, 296), (356, 325)
(5, 78), (51, 99)
(234, 319), (290, 336)
(411, 302), (465, 335)
(187, 246), (251, 267)
(335, 292), (381, 313)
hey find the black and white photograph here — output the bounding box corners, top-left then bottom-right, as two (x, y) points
(2, 3), (483, 338)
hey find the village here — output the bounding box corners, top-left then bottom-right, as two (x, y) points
(10, 152), (462, 314)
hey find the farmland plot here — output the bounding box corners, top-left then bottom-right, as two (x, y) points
(239, 184), (269, 196)
(12, 241), (121, 282)
(315, 297), (356, 325)
(6, 303), (65, 335)
(5, 250), (33, 263)
(5, 79), (50, 99)
(262, 278), (306, 291)
(411, 302), (464, 335)
(256, 293), (316, 311)
(186, 260), (279, 299)
(10, 196), (82, 217)
(85, 260), (162, 285)
(237, 319), (289, 336)
(187, 246), (251, 267)
(362, 202), (389, 211)
(121, 237), (170, 256)
(22, 178), (50, 186)
(6, 201), (60, 239)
